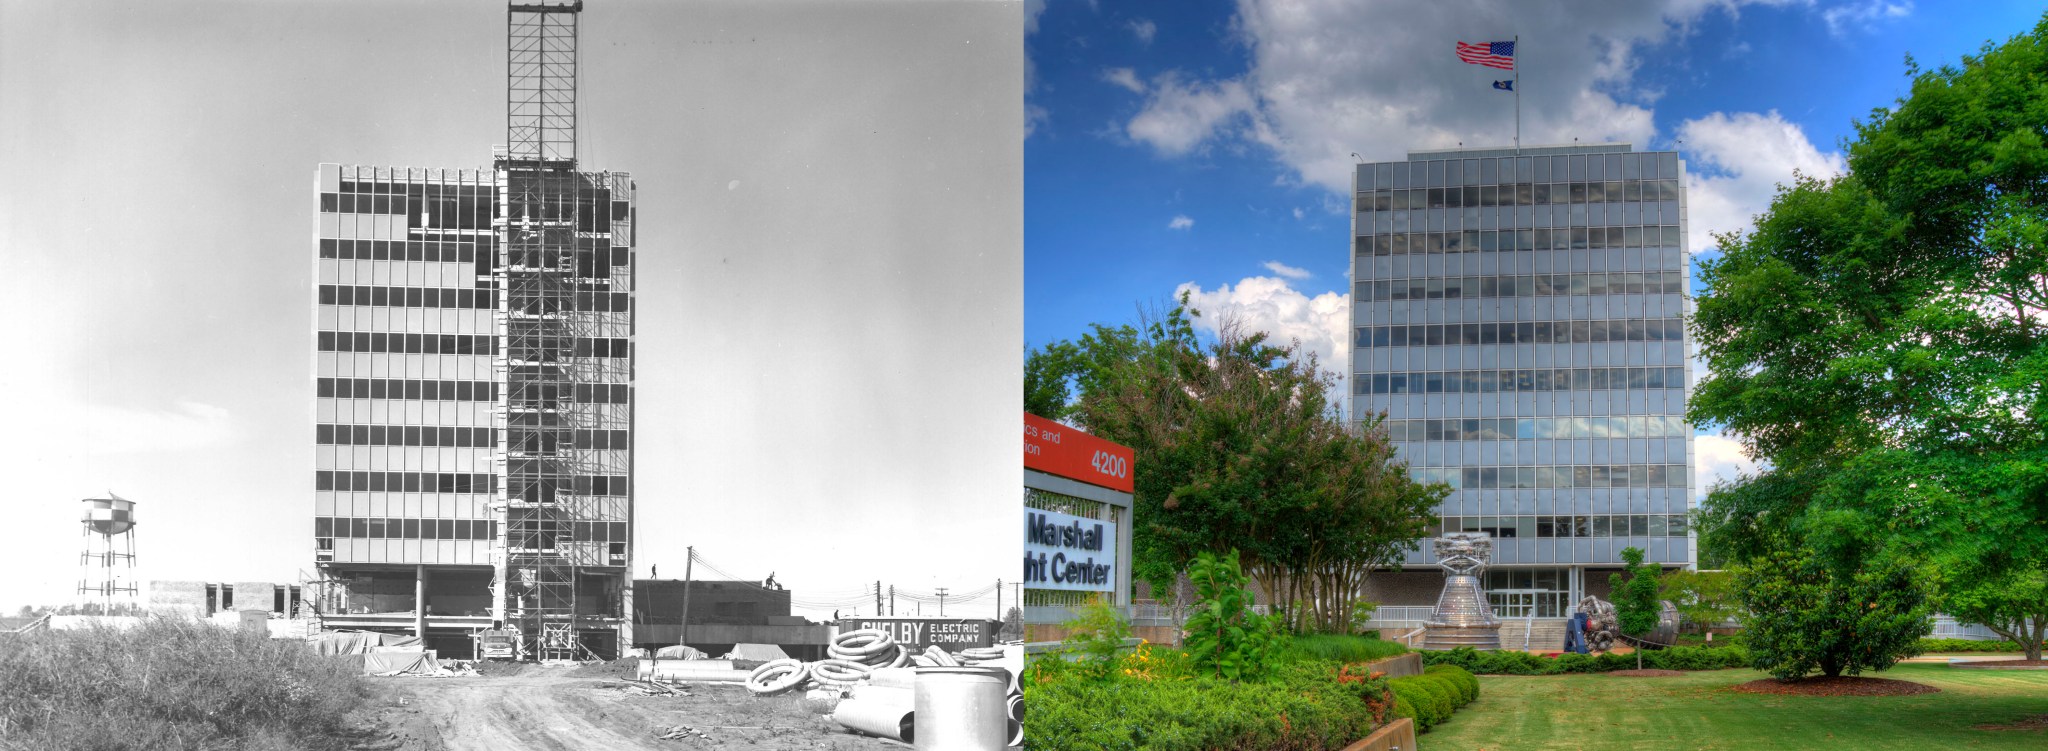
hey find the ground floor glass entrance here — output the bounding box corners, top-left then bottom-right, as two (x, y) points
(1485, 567), (1572, 618)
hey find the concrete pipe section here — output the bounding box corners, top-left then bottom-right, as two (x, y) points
(913, 666), (1009, 751)
(831, 698), (915, 743)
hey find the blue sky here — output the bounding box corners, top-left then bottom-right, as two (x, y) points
(1024, 0), (2044, 491)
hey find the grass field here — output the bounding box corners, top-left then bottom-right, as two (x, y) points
(1424, 663), (2048, 750)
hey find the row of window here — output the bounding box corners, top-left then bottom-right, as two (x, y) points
(318, 424), (495, 448)
(1355, 319), (1684, 349)
(314, 517), (629, 543)
(1360, 152), (1681, 191)
(337, 180), (491, 196)
(1410, 464), (1689, 490)
(322, 193), (412, 215)
(497, 474), (630, 496)
(315, 471), (496, 493)
(1354, 367), (1687, 395)
(1354, 226), (1683, 256)
(319, 284), (497, 310)
(1443, 514), (1690, 539)
(318, 378), (499, 402)
(316, 516), (500, 540)
(1386, 415), (1690, 443)
(317, 239), (486, 263)
(1355, 271), (1686, 302)
(1356, 180), (1682, 213)
(319, 331), (497, 355)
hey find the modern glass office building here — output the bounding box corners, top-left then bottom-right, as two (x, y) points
(1350, 143), (1694, 632)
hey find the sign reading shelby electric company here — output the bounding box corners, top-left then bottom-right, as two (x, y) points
(1024, 413), (1135, 493)
(1023, 507), (1117, 592)
(838, 617), (995, 652)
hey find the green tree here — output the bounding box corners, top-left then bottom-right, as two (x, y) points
(1689, 13), (2048, 663)
(999, 606), (1026, 642)
(1041, 296), (1446, 634)
(1610, 547), (1663, 668)
(1023, 341), (1080, 420)
(1659, 568), (1738, 635)
(1181, 549), (1282, 681)
(1736, 551), (1931, 680)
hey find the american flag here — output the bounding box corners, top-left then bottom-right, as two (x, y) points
(1457, 41), (1515, 71)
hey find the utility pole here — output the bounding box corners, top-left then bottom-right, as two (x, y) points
(996, 579), (1002, 619)
(875, 580), (882, 616)
(678, 547), (694, 648)
(936, 587), (949, 617)
(889, 585), (896, 616)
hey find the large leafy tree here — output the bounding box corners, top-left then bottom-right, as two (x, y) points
(1690, 14), (2048, 661)
(1027, 297), (1446, 634)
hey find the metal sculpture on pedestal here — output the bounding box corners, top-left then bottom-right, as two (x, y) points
(1422, 533), (1504, 650)
(1578, 595), (1619, 652)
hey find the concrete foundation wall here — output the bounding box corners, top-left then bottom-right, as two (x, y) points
(148, 580), (210, 618)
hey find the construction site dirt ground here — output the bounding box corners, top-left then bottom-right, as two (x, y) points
(342, 667), (902, 751)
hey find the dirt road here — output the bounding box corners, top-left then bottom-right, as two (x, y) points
(345, 668), (900, 751)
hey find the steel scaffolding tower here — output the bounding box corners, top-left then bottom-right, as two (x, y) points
(491, 0), (631, 661)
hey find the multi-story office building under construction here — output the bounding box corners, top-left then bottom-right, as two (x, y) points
(309, 1), (636, 660)
(1350, 143), (1695, 644)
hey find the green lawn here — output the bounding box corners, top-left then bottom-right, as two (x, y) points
(1423, 663), (2048, 750)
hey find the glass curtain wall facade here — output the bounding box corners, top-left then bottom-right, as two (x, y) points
(1350, 144), (1694, 617)
(312, 162), (636, 655)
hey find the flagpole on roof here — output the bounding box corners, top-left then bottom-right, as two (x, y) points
(1514, 35), (1521, 154)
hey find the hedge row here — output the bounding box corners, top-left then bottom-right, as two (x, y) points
(1024, 661), (1391, 751)
(1917, 637), (2024, 653)
(1421, 645), (1751, 675)
(1389, 665), (1478, 732)
(1280, 634), (1409, 664)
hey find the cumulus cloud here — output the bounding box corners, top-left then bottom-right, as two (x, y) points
(1822, 0), (1911, 37)
(1678, 110), (1845, 253)
(1694, 433), (1766, 500)
(1117, 0), (1824, 191)
(1101, 67), (1144, 93)
(1262, 260), (1312, 279)
(1176, 276), (1353, 389)
(1125, 74), (1256, 156)
(1168, 215), (1195, 230)
(27, 399), (238, 456)
(1128, 18), (1157, 46)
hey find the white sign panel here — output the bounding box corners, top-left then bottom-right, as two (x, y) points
(1023, 508), (1116, 592)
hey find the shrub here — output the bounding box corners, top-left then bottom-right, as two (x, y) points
(1055, 595), (1134, 681)
(0, 616), (368, 751)
(1025, 660), (1390, 750)
(1737, 551), (1931, 679)
(1387, 675), (1451, 730)
(1281, 634), (1408, 665)
(1182, 549), (1285, 681)
(1424, 664), (1479, 704)
(1918, 637), (2023, 653)
(1419, 645), (1753, 675)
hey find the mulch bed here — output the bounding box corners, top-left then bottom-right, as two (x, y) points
(1731, 676), (1939, 696)
(1973, 714), (2048, 732)
(1951, 659), (2048, 670)
(1607, 669), (1687, 677)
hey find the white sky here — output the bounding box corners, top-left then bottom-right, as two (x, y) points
(0, 0), (1023, 620)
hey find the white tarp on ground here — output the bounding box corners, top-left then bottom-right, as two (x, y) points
(309, 630), (424, 656)
(361, 650), (444, 676)
(654, 644), (708, 660)
(723, 643), (789, 662)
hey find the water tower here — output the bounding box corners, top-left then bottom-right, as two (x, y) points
(78, 493), (139, 615)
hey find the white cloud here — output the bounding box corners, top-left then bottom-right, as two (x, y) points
(1125, 74), (1255, 156)
(1678, 110), (1845, 253)
(1822, 0), (1911, 37)
(1168, 215), (1195, 230)
(1262, 260), (1312, 279)
(1128, 18), (1157, 46)
(1175, 276), (1352, 388)
(1024, 0), (1046, 35)
(1118, 0), (1814, 192)
(1291, 207), (1306, 220)
(1101, 66), (1145, 93)
(1694, 433), (1766, 500)
(1025, 103), (1049, 138)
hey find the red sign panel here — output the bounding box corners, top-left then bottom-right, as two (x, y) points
(1024, 413), (1134, 493)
